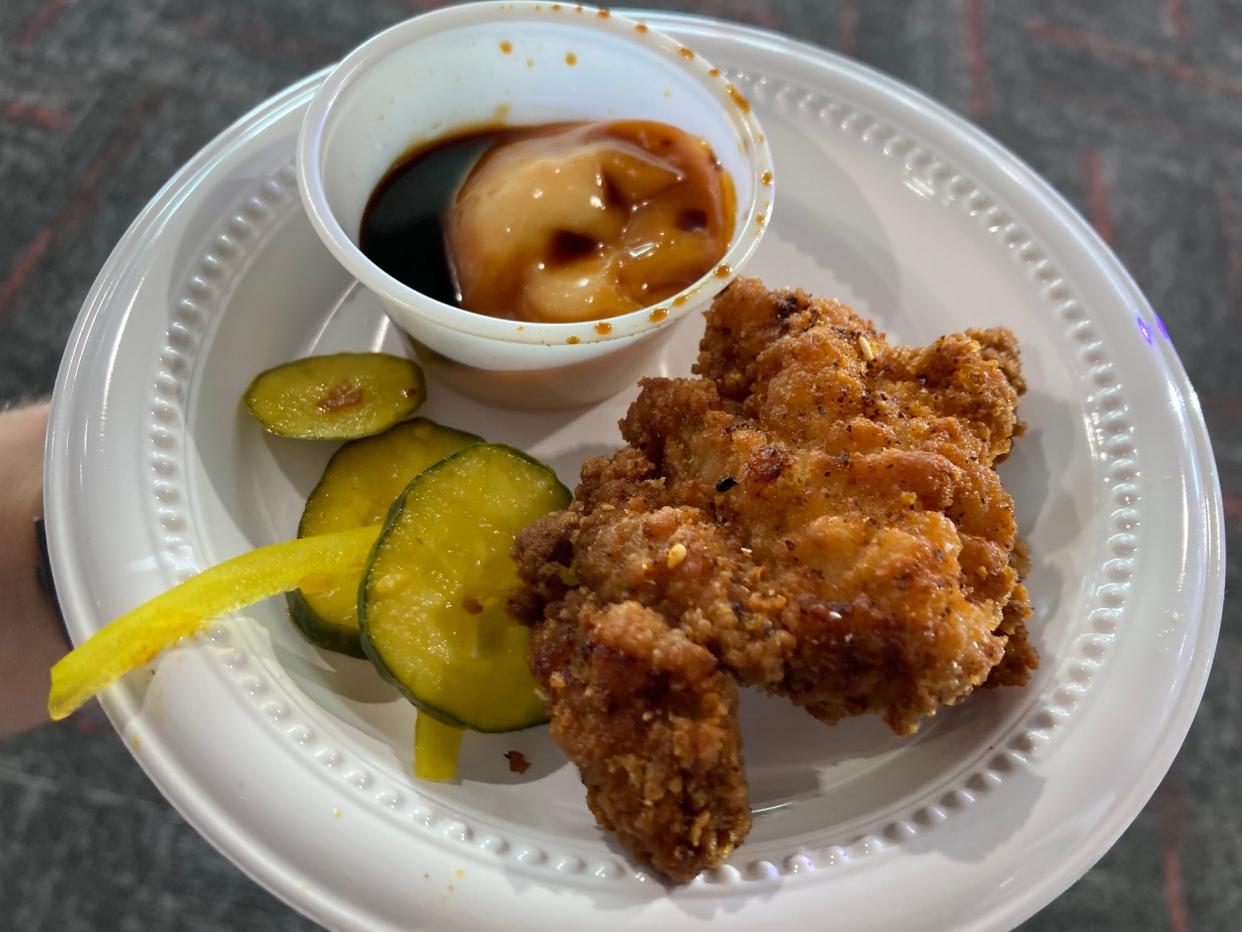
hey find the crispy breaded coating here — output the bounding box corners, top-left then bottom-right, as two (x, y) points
(529, 597), (749, 882)
(514, 277), (1035, 881)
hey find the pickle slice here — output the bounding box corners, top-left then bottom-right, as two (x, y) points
(48, 526), (380, 721)
(243, 352), (425, 440)
(360, 444), (570, 733)
(288, 419), (482, 656)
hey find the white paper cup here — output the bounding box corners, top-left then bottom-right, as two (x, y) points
(297, 1), (774, 409)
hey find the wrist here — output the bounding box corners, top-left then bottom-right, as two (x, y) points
(0, 402), (67, 735)
(0, 403), (49, 596)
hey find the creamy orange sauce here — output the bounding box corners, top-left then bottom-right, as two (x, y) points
(447, 120), (736, 323)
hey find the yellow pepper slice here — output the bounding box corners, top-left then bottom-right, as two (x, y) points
(413, 713), (465, 782)
(48, 526), (380, 720)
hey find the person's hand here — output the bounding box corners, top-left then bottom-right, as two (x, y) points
(0, 402), (66, 737)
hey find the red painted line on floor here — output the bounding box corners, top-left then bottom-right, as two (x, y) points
(1156, 778), (1190, 932)
(18, 0), (65, 46)
(1084, 150), (1114, 245)
(0, 88), (164, 317)
(1224, 492), (1242, 520)
(1167, 0), (1188, 39)
(2, 100), (73, 129)
(62, 89), (164, 224)
(1203, 397), (1242, 419)
(839, 0), (858, 56)
(1162, 849), (1190, 932)
(1026, 20), (1242, 98)
(0, 229), (52, 315)
(965, 0), (990, 117)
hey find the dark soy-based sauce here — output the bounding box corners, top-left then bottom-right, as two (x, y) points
(359, 127), (514, 306)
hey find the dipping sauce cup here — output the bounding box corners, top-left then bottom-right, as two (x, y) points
(297, 1), (774, 409)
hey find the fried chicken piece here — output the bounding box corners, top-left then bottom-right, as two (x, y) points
(514, 277), (1036, 881)
(984, 543), (1037, 686)
(528, 595), (750, 882)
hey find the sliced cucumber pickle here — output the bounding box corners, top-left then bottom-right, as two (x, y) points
(360, 444), (570, 733)
(287, 419), (482, 656)
(244, 352), (425, 439)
